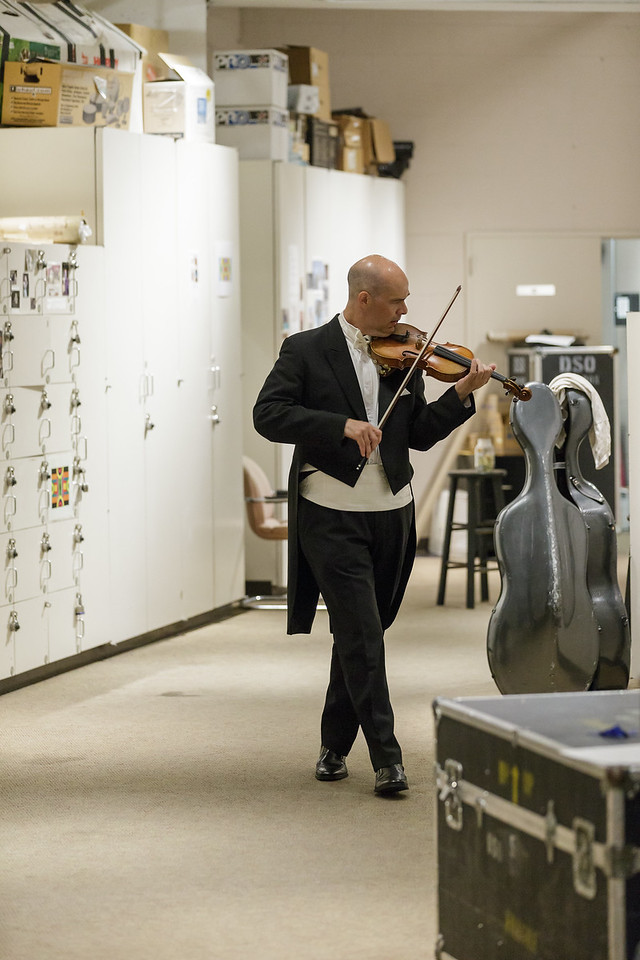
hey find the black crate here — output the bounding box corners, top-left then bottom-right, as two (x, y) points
(305, 116), (339, 169)
(434, 690), (640, 960)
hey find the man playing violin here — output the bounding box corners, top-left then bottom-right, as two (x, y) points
(253, 254), (494, 795)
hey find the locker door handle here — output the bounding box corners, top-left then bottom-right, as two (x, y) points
(72, 551), (84, 578)
(39, 418), (52, 446)
(5, 567), (17, 601)
(4, 494), (16, 523)
(208, 405), (221, 426)
(42, 349), (55, 376)
(69, 345), (81, 372)
(40, 559), (52, 589)
(2, 423), (15, 451)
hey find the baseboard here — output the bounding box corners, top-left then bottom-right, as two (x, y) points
(0, 602), (247, 696)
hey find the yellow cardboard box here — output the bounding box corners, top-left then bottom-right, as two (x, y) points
(1, 60), (133, 128)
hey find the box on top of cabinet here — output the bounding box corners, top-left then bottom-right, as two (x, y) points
(284, 46), (330, 122)
(287, 84), (319, 115)
(143, 53), (214, 143)
(115, 23), (171, 82)
(0, 1), (143, 73)
(0, 1), (144, 129)
(215, 106), (288, 161)
(213, 49), (288, 109)
(1, 60), (134, 129)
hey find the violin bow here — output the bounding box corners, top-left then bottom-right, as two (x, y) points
(355, 285), (462, 474)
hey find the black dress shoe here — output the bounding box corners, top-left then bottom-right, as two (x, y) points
(374, 763), (408, 794)
(315, 746), (348, 781)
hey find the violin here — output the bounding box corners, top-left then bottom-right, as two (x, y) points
(368, 323), (532, 402)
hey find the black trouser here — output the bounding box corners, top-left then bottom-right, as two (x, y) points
(297, 497), (414, 770)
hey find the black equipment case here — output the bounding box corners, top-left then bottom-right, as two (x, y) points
(433, 690), (640, 960)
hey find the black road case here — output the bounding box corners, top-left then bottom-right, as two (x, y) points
(434, 690), (640, 960)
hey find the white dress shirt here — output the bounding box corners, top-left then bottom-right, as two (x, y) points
(299, 314), (412, 512)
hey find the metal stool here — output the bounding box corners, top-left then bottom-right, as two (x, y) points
(436, 468), (507, 609)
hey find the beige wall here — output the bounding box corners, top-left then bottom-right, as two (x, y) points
(209, 8), (639, 530)
(207, 9), (640, 322)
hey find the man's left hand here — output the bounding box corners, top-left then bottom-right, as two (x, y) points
(454, 358), (496, 401)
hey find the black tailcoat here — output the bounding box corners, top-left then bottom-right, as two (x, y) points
(253, 315), (475, 634)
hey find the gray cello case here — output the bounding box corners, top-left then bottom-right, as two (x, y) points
(487, 382), (600, 694)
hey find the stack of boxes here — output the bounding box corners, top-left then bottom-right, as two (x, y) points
(0, 0), (143, 130)
(284, 46), (339, 168)
(213, 50), (289, 160)
(332, 110), (396, 175)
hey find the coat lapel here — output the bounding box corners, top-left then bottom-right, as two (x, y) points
(324, 315), (368, 419)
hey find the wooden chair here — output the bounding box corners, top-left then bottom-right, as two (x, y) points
(242, 456), (288, 609)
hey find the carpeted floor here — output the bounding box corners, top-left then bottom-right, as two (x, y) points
(0, 551), (634, 960)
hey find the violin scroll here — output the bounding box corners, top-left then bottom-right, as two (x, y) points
(502, 379), (532, 402)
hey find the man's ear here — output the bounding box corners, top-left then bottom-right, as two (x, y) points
(358, 290), (370, 307)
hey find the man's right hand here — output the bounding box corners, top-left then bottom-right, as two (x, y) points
(344, 419), (382, 459)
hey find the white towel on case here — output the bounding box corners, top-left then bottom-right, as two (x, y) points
(548, 373), (611, 469)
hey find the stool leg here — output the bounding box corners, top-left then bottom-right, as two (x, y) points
(436, 477), (458, 605)
(478, 534), (490, 602)
(466, 480), (479, 609)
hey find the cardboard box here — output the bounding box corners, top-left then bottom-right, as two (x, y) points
(0, 2), (62, 65)
(213, 49), (288, 109)
(340, 146), (365, 175)
(115, 23), (170, 82)
(285, 46), (330, 122)
(143, 53), (214, 142)
(215, 106), (289, 160)
(1, 60), (134, 128)
(368, 117), (395, 165)
(288, 113), (309, 165)
(334, 113), (365, 148)
(332, 114), (367, 173)
(305, 116), (339, 169)
(287, 84), (319, 115)
(0, 0), (144, 119)
(1, 2), (142, 72)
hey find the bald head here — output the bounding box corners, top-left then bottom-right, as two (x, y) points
(344, 255), (409, 337)
(347, 255), (405, 302)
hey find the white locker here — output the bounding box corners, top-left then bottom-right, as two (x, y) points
(0, 239), (82, 677)
(176, 141), (245, 613)
(0, 128), (245, 686)
(138, 134), (184, 632)
(175, 141), (216, 620)
(68, 244), (111, 655)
